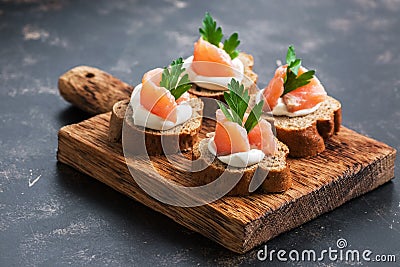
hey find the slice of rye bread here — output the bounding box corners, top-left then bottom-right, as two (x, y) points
(192, 138), (291, 196)
(109, 98), (204, 155)
(270, 96), (342, 158)
(188, 52), (258, 101)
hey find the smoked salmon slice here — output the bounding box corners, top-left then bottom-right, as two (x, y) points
(140, 68), (177, 123)
(262, 66), (285, 111)
(192, 38), (235, 77)
(214, 109), (275, 156)
(248, 119), (276, 155)
(214, 109), (250, 156)
(263, 65), (327, 112)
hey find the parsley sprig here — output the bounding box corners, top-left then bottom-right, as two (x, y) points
(199, 12), (223, 47)
(199, 12), (240, 59)
(223, 33), (240, 60)
(282, 45), (316, 95)
(159, 58), (192, 100)
(217, 79), (264, 133)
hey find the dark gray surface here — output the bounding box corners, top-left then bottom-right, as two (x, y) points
(0, 0), (399, 266)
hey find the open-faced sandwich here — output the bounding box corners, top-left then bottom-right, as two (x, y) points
(193, 79), (291, 196)
(186, 13), (258, 101)
(257, 46), (342, 157)
(110, 58), (204, 155)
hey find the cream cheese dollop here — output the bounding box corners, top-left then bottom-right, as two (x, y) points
(130, 84), (192, 131)
(207, 137), (265, 168)
(256, 89), (321, 117)
(184, 56), (244, 91)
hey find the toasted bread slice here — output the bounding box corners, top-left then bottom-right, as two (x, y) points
(109, 98), (204, 155)
(270, 96), (342, 158)
(189, 52), (258, 101)
(192, 138), (291, 196)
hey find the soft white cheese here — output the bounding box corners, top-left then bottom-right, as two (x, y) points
(207, 137), (265, 168)
(130, 84), (192, 131)
(256, 89), (321, 117)
(184, 56), (244, 91)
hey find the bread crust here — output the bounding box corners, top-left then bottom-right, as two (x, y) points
(192, 138), (292, 196)
(108, 99), (130, 142)
(109, 98), (204, 155)
(188, 52), (258, 100)
(273, 96), (342, 158)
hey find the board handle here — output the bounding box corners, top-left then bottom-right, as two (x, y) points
(58, 66), (133, 115)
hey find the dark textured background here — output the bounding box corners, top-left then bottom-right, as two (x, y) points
(0, 0), (399, 266)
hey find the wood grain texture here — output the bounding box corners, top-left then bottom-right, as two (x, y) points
(58, 66), (133, 114)
(57, 113), (396, 253)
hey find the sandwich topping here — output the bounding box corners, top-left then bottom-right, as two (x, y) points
(258, 45), (327, 117)
(185, 13), (244, 91)
(208, 79), (276, 167)
(131, 58), (193, 130)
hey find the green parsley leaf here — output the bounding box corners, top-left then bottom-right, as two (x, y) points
(288, 58), (301, 76)
(244, 100), (264, 133)
(159, 57), (192, 100)
(283, 70), (315, 95)
(286, 45), (296, 65)
(282, 45), (315, 96)
(199, 12), (241, 60)
(171, 74), (191, 100)
(223, 33), (240, 59)
(219, 79), (264, 133)
(199, 12), (223, 47)
(217, 101), (234, 122)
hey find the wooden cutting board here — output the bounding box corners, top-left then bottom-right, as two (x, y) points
(57, 112), (396, 254)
